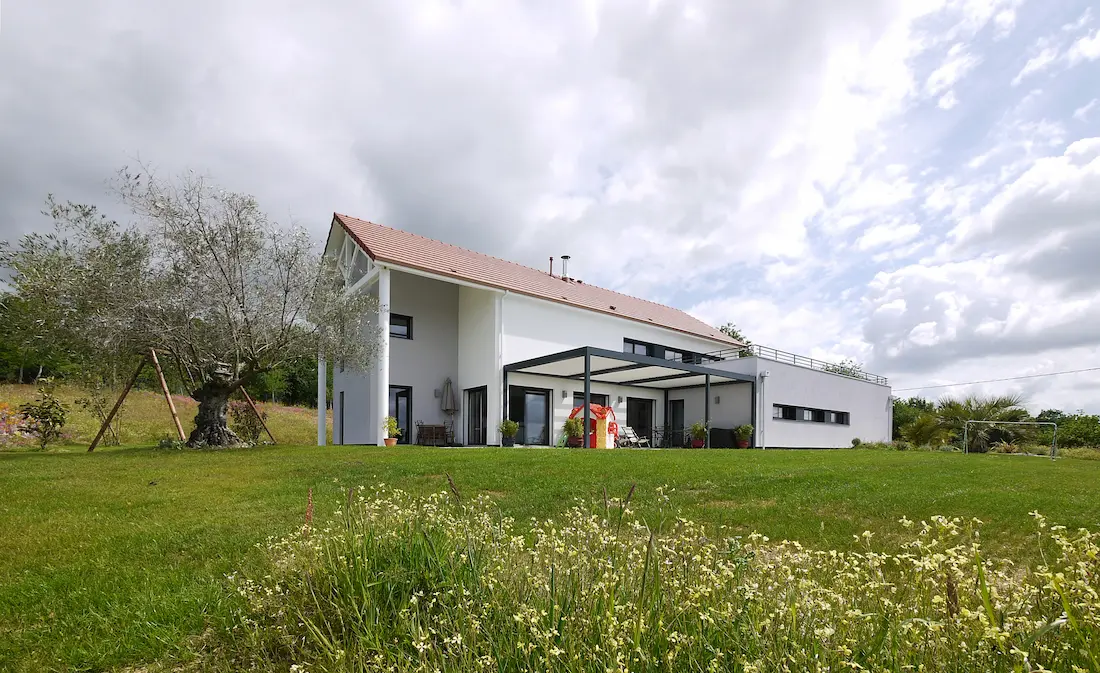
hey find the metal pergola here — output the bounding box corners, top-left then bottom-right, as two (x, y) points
(502, 346), (757, 448)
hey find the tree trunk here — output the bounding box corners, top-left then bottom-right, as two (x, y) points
(188, 380), (241, 447)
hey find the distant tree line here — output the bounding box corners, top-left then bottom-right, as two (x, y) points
(892, 395), (1100, 451)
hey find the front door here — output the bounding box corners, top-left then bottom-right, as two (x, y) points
(669, 399), (685, 448)
(627, 397), (655, 444)
(466, 387), (487, 445)
(388, 386), (411, 444)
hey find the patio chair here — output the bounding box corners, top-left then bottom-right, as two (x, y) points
(618, 426), (650, 448)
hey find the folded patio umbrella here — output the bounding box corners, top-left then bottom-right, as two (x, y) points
(441, 377), (457, 416)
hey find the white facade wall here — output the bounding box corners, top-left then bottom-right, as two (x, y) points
(458, 286), (501, 444)
(708, 357), (891, 448)
(390, 271), (460, 434)
(333, 287), (379, 445)
(501, 293), (730, 363)
(334, 271), (460, 444)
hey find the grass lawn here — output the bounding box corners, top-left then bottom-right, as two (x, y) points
(2, 445), (1099, 671)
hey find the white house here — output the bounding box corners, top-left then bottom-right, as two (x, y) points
(321, 214), (893, 449)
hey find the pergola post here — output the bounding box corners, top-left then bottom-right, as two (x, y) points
(502, 369), (509, 445)
(704, 374), (711, 449)
(583, 349), (591, 448)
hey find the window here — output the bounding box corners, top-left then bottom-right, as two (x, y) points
(390, 314), (412, 339)
(773, 404), (849, 425)
(573, 392), (610, 409)
(664, 348), (685, 362)
(623, 338), (653, 356)
(774, 405), (797, 420)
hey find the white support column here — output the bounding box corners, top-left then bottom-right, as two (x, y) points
(317, 356), (327, 446)
(376, 266), (391, 446)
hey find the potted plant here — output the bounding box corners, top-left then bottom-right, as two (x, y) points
(499, 419), (519, 447)
(689, 421), (708, 448)
(734, 424), (753, 448)
(563, 417), (585, 447)
(382, 416), (401, 447)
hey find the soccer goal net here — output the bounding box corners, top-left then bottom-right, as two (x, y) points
(963, 420), (1058, 459)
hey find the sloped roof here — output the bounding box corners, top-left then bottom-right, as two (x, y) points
(332, 213), (740, 347)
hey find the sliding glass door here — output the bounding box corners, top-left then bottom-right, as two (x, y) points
(508, 386), (551, 445)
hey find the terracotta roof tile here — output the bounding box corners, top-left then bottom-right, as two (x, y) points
(333, 213), (740, 346)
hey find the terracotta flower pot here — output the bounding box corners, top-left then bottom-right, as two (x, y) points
(501, 437), (515, 447)
(384, 437), (398, 447)
(567, 436), (583, 447)
(691, 439), (705, 448)
(737, 439), (750, 448)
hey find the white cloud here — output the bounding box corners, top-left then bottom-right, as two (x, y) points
(1074, 99), (1098, 121)
(1067, 29), (1100, 64)
(938, 91), (960, 109)
(926, 43), (982, 96)
(856, 222), (921, 251)
(1011, 46), (1060, 85)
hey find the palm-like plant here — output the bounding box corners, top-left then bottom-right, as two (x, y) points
(901, 413), (952, 447)
(935, 394), (1029, 453)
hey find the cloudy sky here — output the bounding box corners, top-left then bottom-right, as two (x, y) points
(2, 0), (1099, 412)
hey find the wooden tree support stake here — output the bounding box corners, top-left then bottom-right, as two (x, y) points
(88, 357), (146, 452)
(241, 386), (277, 444)
(149, 349), (186, 442)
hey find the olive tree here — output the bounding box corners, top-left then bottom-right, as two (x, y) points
(0, 169), (378, 446)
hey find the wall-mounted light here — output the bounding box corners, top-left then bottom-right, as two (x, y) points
(561, 390), (568, 400)
(617, 396), (623, 404)
(715, 396), (721, 405)
(434, 389), (442, 398)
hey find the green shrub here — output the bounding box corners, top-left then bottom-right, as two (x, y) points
(990, 441), (1021, 454)
(562, 417), (584, 439)
(225, 488), (1100, 672)
(498, 419), (519, 439)
(156, 437), (186, 450)
(18, 382), (68, 450)
(229, 400), (267, 444)
(689, 421), (707, 441)
(851, 437), (862, 447)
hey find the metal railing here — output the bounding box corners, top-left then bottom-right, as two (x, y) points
(701, 344), (889, 385)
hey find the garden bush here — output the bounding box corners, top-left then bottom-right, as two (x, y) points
(18, 382), (68, 450)
(225, 487), (1100, 672)
(229, 399), (267, 445)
